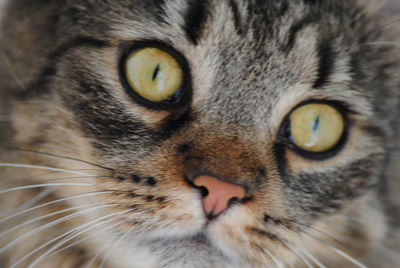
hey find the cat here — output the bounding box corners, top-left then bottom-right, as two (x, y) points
(0, 0), (399, 267)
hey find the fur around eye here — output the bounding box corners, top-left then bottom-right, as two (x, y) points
(124, 47), (184, 102)
(286, 103), (346, 156)
(1, 0), (399, 267)
(119, 42), (192, 110)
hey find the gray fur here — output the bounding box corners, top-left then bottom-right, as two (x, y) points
(0, 0), (399, 267)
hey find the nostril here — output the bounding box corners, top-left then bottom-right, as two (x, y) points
(193, 175), (247, 218)
(197, 185), (209, 197)
(227, 196), (240, 207)
(185, 175), (209, 197)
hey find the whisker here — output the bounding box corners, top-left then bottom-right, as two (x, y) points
(362, 41), (400, 47)
(0, 163), (95, 176)
(4, 169), (102, 184)
(44, 175), (112, 182)
(284, 219), (350, 249)
(97, 218), (137, 268)
(325, 243), (368, 268)
(255, 245), (285, 268)
(46, 218), (128, 261)
(0, 204), (94, 237)
(12, 188), (54, 214)
(0, 204), (119, 254)
(299, 229), (368, 268)
(280, 240), (313, 268)
(1, 52), (27, 91)
(299, 248), (327, 268)
(369, 18), (400, 34)
(5, 148), (114, 171)
(0, 191), (123, 223)
(0, 183), (93, 194)
(10, 208), (134, 268)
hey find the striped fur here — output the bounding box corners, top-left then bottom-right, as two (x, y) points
(0, 0), (399, 267)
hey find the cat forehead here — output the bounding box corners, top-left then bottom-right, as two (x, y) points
(61, 0), (371, 127)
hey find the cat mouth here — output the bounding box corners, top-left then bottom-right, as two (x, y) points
(148, 232), (210, 247)
(142, 232), (231, 265)
(145, 232), (219, 254)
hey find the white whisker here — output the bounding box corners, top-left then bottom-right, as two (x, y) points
(0, 204), (118, 254)
(363, 41), (400, 47)
(8, 188), (53, 215)
(47, 218), (128, 261)
(9, 169), (101, 184)
(7, 148), (113, 171)
(10, 208), (134, 268)
(257, 245), (285, 268)
(97, 220), (137, 268)
(299, 248), (327, 268)
(2, 52), (27, 91)
(0, 191), (117, 223)
(0, 204), (94, 237)
(44, 175), (111, 182)
(281, 241), (313, 268)
(0, 163), (95, 176)
(301, 229), (368, 268)
(326, 244), (368, 268)
(0, 183), (93, 194)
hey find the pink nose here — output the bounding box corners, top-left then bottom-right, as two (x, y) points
(193, 175), (246, 217)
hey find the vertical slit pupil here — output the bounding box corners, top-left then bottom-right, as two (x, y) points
(312, 116), (320, 132)
(152, 63), (161, 81)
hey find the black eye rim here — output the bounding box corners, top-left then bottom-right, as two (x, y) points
(280, 99), (350, 161)
(118, 40), (192, 111)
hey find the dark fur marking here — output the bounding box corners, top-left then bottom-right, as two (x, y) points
(160, 111), (194, 138)
(183, 0), (209, 45)
(250, 228), (281, 242)
(177, 142), (193, 155)
(128, 192), (141, 198)
(16, 36), (109, 99)
(272, 141), (288, 179)
(146, 195), (154, 201)
(116, 176), (126, 181)
(313, 39), (335, 88)
(70, 81), (159, 149)
(145, 0), (168, 24)
(258, 168), (267, 177)
(263, 214), (284, 225)
(263, 214), (295, 230)
(283, 157), (380, 215)
(73, 248), (89, 268)
(283, 15), (314, 52)
(156, 196), (167, 203)
(131, 175), (142, 183)
(278, 1), (289, 16)
(146, 177), (158, 186)
(228, 0), (243, 35)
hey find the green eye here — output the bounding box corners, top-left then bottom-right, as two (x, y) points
(124, 47), (184, 102)
(288, 103), (345, 153)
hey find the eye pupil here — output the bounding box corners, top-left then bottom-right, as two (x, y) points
(152, 63), (161, 81)
(287, 103), (345, 156)
(312, 116), (320, 132)
(123, 46), (185, 103)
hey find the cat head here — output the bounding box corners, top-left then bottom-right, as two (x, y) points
(1, 0), (399, 266)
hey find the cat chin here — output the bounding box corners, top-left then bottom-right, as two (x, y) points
(136, 233), (237, 268)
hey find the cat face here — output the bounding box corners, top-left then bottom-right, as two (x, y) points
(1, 0), (399, 267)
